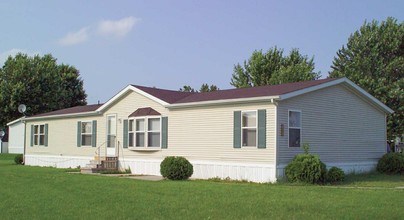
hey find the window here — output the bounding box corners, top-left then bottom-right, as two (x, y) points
(148, 118), (160, 147)
(33, 125), (45, 146)
(242, 111), (257, 147)
(81, 121), (92, 146)
(135, 119), (145, 147)
(128, 119), (134, 147)
(129, 117), (161, 148)
(289, 110), (301, 147)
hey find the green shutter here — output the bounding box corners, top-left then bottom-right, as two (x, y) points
(257, 109), (266, 149)
(30, 125), (34, 147)
(77, 121), (81, 147)
(44, 124), (49, 147)
(123, 119), (128, 148)
(92, 120), (97, 147)
(161, 117), (168, 149)
(233, 111), (241, 148)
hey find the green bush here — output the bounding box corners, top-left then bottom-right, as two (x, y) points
(285, 154), (326, 184)
(326, 167), (345, 183)
(377, 153), (404, 174)
(14, 154), (23, 165)
(160, 156), (193, 180)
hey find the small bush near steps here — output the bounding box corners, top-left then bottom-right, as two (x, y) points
(377, 153), (404, 174)
(160, 156), (193, 180)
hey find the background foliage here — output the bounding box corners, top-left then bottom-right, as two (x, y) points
(0, 53), (87, 127)
(330, 17), (404, 139)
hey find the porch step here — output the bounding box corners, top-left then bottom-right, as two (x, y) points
(80, 157), (119, 173)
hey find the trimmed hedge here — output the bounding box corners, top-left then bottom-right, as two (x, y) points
(377, 153), (404, 174)
(160, 156), (193, 180)
(14, 154), (23, 165)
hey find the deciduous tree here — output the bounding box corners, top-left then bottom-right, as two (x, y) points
(230, 47), (319, 88)
(0, 53), (87, 127)
(329, 17), (404, 139)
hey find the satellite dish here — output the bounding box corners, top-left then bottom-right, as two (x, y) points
(18, 104), (27, 114)
(0, 130), (5, 139)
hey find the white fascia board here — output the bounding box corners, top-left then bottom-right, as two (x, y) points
(7, 117), (25, 126)
(166, 96), (279, 109)
(96, 85), (169, 112)
(279, 77), (394, 114)
(24, 111), (100, 121)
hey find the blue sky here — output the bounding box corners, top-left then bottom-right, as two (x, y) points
(0, 1), (403, 104)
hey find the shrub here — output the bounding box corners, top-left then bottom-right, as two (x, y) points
(14, 154), (23, 165)
(160, 156), (193, 180)
(285, 154), (326, 184)
(326, 167), (345, 183)
(377, 153), (404, 174)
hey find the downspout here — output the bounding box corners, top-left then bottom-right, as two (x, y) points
(23, 118), (26, 164)
(271, 98), (279, 182)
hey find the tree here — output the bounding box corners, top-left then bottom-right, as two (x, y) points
(0, 53), (87, 127)
(179, 84), (219, 93)
(329, 17), (404, 139)
(230, 47), (320, 88)
(199, 83), (219, 92)
(179, 85), (196, 92)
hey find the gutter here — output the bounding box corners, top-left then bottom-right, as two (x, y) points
(24, 111), (102, 121)
(165, 96), (280, 109)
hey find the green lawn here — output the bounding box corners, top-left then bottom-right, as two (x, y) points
(0, 154), (403, 220)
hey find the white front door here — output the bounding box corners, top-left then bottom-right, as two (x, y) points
(106, 114), (117, 156)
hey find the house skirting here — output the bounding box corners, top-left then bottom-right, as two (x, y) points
(276, 161), (378, 177)
(24, 154), (277, 183)
(25, 154), (92, 168)
(122, 159), (277, 183)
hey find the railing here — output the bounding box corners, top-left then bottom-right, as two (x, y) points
(93, 139), (126, 171)
(94, 141), (108, 165)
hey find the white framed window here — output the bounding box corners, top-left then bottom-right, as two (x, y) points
(288, 110), (302, 147)
(33, 124), (45, 146)
(128, 119), (134, 147)
(128, 117), (161, 148)
(81, 121), (92, 146)
(241, 111), (257, 147)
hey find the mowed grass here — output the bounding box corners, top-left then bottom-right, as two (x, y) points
(0, 154), (403, 220)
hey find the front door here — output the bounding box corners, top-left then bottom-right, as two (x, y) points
(107, 114), (117, 156)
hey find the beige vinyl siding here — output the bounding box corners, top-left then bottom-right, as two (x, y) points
(168, 103), (276, 164)
(26, 115), (103, 156)
(26, 90), (276, 164)
(26, 91), (169, 157)
(277, 84), (387, 165)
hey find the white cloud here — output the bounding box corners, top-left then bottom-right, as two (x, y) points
(58, 27), (89, 46)
(97, 16), (140, 37)
(0, 49), (40, 65)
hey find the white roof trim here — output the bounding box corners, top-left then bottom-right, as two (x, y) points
(96, 85), (169, 112)
(25, 111), (100, 121)
(279, 77), (394, 114)
(7, 117), (25, 126)
(166, 96), (279, 109)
